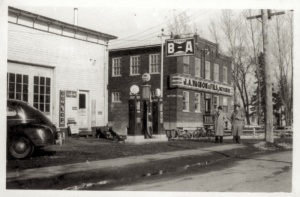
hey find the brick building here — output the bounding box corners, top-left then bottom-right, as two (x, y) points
(7, 7), (117, 132)
(108, 35), (233, 134)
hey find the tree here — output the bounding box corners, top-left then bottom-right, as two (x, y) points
(269, 12), (293, 126)
(167, 11), (192, 37)
(218, 10), (255, 125)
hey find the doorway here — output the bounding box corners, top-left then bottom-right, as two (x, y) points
(78, 91), (89, 129)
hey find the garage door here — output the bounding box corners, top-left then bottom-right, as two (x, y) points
(7, 62), (54, 121)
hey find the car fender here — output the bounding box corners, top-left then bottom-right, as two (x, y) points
(8, 124), (55, 147)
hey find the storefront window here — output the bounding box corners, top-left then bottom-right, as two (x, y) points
(195, 93), (201, 112)
(7, 73), (28, 102)
(112, 57), (121, 76)
(183, 91), (189, 111)
(34, 76), (51, 113)
(149, 54), (160, 74)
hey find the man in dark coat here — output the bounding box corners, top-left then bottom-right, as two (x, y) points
(230, 102), (245, 144)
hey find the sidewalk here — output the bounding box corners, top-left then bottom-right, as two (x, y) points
(7, 143), (247, 182)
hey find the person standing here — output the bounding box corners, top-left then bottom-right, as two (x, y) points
(214, 106), (226, 143)
(230, 102), (245, 144)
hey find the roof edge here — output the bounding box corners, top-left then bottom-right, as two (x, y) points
(9, 6), (118, 40)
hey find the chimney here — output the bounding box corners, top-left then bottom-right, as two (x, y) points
(74, 8), (78, 26)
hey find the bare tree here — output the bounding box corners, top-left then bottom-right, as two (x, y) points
(168, 11), (192, 37)
(218, 10), (255, 125)
(245, 9), (263, 125)
(269, 12), (293, 126)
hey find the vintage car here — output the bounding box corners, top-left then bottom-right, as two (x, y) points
(7, 99), (58, 159)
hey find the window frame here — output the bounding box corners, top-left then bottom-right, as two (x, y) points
(214, 64), (219, 82)
(223, 96), (228, 113)
(183, 91), (190, 112)
(183, 56), (190, 74)
(7, 73), (29, 102)
(149, 54), (160, 74)
(223, 66), (228, 83)
(195, 57), (201, 78)
(195, 93), (201, 113)
(112, 57), (122, 77)
(213, 95), (219, 111)
(112, 92), (121, 103)
(33, 76), (51, 114)
(130, 56), (141, 76)
(205, 61), (211, 80)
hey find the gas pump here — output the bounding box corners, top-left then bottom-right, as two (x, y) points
(152, 89), (164, 135)
(128, 93), (142, 136)
(141, 79), (152, 138)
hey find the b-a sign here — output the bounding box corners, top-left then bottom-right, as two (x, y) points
(166, 38), (195, 57)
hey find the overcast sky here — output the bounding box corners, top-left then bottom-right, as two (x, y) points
(8, 6), (225, 49)
(6, 0), (293, 49)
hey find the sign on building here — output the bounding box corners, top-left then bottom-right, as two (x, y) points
(170, 74), (234, 96)
(165, 38), (195, 57)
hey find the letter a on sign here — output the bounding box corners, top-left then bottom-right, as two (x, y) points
(186, 41), (193, 52)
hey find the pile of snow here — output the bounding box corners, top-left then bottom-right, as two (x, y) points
(253, 141), (276, 151)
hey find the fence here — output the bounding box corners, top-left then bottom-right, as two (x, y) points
(165, 125), (293, 139)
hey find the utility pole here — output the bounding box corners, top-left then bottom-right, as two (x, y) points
(247, 9), (285, 143)
(158, 29), (165, 98)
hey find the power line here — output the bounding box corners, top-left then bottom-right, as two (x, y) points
(110, 9), (211, 48)
(110, 9), (210, 47)
(110, 8), (190, 43)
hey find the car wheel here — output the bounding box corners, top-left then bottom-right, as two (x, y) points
(9, 137), (34, 159)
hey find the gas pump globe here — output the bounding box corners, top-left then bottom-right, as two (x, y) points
(141, 73), (151, 100)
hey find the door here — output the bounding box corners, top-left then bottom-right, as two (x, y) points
(78, 91), (89, 129)
(205, 98), (211, 115)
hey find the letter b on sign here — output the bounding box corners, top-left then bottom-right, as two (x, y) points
(168, 43), (174, 54)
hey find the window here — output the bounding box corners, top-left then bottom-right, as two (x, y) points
(223, 97), (228, 112)
(214, 64), (219, 82)
(223, 66), (228, 83)
(183, 56), (190, 65)
(183, 91), (189, 111)
(195, 58), (201, 78)
(130, 56), (140, 75)
(79, 94), (86, 109)
(149, 54), (160, 74)
(183, 56), (190, 74)
(112, 92), (121, 102)
(33, 76), (51, 113)
(195, 93), (201, 112)
(7, 73), (29, 102)
(213, 95), (219, 110)
(112, 58), (121, 76)
(205, 61), (211, 80)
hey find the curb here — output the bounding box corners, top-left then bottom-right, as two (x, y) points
(62, 154), (236, 190)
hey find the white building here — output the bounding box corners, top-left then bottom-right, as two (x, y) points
(7, 7), (117, 132)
